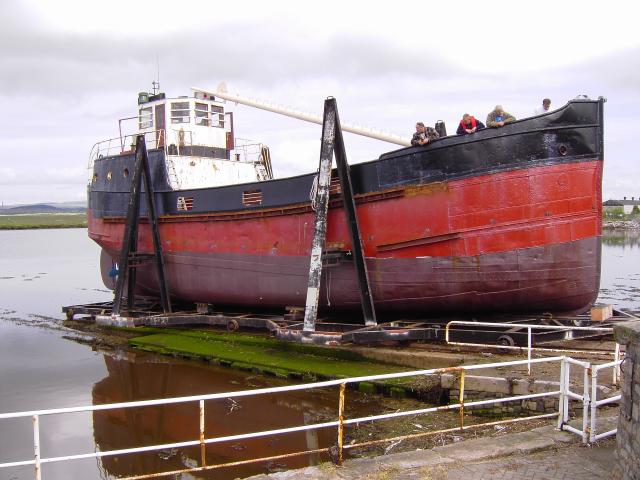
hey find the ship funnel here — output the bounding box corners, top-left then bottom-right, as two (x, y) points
(191, 85), (411, 147)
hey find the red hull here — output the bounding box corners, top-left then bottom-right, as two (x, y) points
(89, 161), (602, 314)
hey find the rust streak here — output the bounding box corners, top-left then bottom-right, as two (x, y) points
(403, 181), (449, 197)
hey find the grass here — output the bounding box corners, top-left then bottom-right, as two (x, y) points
(0, 213), (87, 229)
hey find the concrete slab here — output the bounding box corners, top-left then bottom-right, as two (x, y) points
(432, 435), (520, 461)
(345, 448), (454, 471)
(248, 465), (345, 480)
(506, 430), (556, 452)
(246, 415), (622, 480)
(530, 424), (576, 443)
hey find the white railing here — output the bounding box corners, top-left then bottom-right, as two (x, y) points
(0, 356), (620, 480)
(445, 320), (622, 377)
(87, 130), (168, 174)
(88, 131), (262, 174)
(590, 359), (623, 442)
(557, 357), (592, 442)
(233, 137), (264, 164)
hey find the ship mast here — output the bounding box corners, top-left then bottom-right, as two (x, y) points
(191, 84), (411, 147)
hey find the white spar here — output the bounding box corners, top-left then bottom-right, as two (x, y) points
(191, 84), (411, 147)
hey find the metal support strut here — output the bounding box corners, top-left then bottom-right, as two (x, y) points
(303, 98), (376, 332)
(112, 135), (172, 316)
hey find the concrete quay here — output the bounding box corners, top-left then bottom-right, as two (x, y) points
(248, 416), (618, 480)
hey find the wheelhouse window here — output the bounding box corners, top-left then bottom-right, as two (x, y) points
(138, 106), (153, 129)
(171, 102), (190, 124)
(195, 102), (210, 126)
(212, 105), (224, 127)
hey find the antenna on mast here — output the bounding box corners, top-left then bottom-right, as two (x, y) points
(152, 53), (160, 94)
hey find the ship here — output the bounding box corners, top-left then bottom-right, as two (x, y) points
(87, 87), (605, 316)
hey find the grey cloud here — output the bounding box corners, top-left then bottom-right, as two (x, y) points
(0, 6), (457, 98)
(568, 47), (640, 92)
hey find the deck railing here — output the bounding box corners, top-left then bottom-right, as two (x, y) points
(87, 132), (266, 187)
(0, 356), (621, 480)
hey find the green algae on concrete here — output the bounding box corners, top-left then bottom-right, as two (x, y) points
(128, 329), (411, 382)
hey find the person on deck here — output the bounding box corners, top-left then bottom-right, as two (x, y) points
(411, 122), (439, 146)
(534, 98), (552, 115)
(456, 114), (485, 135)
(486, 105), (516, 128)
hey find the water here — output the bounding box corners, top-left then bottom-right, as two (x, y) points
(597, 229), (640, 309)
(0, 228), (638, 479)
(0, 229), (353, 479)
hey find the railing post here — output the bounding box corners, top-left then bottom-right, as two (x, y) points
(337, 383), (346, 465)
(527, 327), (532, 375)
(613, 343), (621, 386)
(558, 358), (566, 430)
(459, 370), (466, 430)
(590, 367), (598, 443)
(199, 400), (206, 467)
(33, 415), (41, 480)
(582, 365), (590, 443)
(563, 360), (570, 425)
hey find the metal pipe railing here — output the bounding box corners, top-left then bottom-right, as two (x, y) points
(589, 359), (623, 442)
(445, 320), (620, 375)
(0, 355), (619, 479)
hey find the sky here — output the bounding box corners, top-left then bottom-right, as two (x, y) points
(0, 0), (639, 204)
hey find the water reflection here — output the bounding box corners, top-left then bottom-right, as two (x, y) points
(601, 228), (640, 248)
(91, 352), (340, 479)
(598, 229), (640, 309)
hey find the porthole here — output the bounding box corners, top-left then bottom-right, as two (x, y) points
(558, 145), (568, 156)
(106, 171), (112, 181)
(123, 168), (129, 177)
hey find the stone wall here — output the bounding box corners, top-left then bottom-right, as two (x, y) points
(441, 373), (561, 415)
(613, 321), (640, 480)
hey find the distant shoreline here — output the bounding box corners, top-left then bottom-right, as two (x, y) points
(603, 220), (640, 230)
(0, 225), (87, 230)
(0, 213), (87, 230)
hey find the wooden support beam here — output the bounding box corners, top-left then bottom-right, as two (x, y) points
(303, 98), (376, 332)
(113, 135), (171, 316)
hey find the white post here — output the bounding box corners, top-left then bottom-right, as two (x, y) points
(563, 360), (571, 425)
(558, 358), (566, 430)
(590, 368), (598, 443)
(581, 365), (590, 443)
(33, 415), (41, 480)
(613, 343), (621, 386)
(527, 327), (532, 375)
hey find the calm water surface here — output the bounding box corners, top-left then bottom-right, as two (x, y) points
(0, 228), (638, 479)
(0, 229), (366, 479)
(597, 229), (640, 309)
